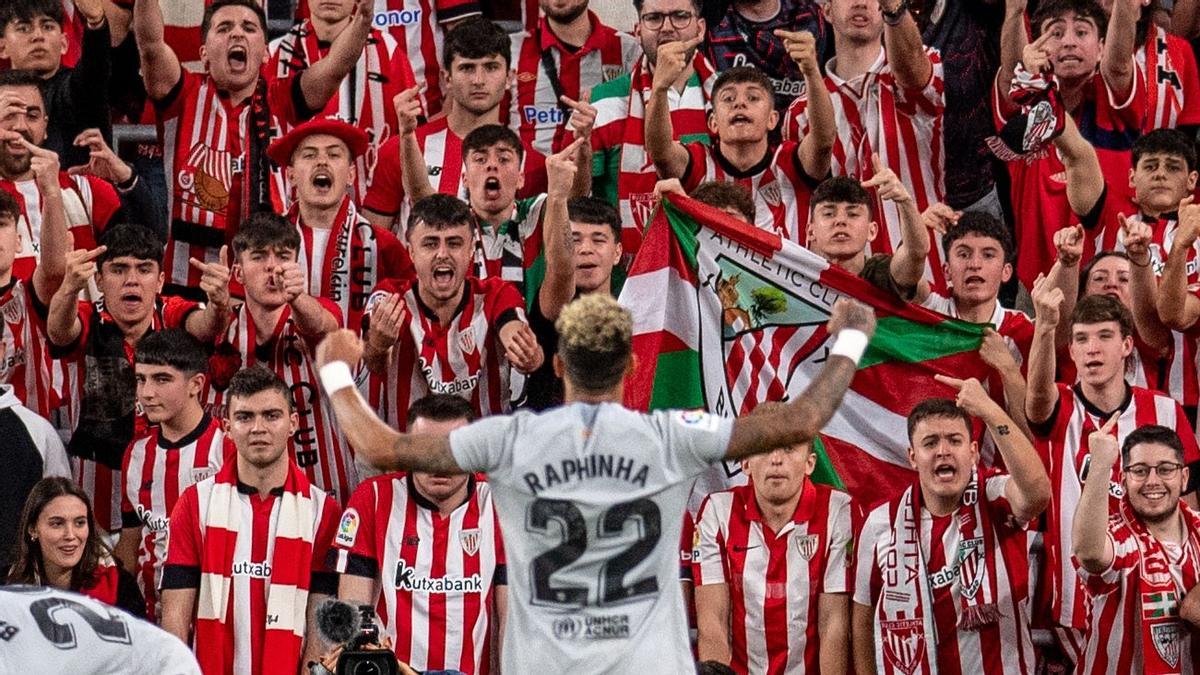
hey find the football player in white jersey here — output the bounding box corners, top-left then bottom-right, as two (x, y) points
(0, 585), (199, 675)
(316, 293), (875, 673)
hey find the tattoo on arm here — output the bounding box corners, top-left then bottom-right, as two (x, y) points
(996, 424), (1010, 436)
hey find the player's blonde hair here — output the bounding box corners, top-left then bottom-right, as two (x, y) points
(555, 294), (632, 392)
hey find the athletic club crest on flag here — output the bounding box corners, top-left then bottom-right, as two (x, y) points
(630, 191), (658, 230)
(1150, 622), (1182, 668)
(794, 533), (819, 561)
(757, 180), (782, 208)
(880, 618), (925, 675)
(459, 528), (481, 557)
(457, 325), (477, 355)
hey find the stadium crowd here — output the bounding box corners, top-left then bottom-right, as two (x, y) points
(0, 0), (1199, 672)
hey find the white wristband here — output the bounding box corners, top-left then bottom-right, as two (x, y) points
(829, 329), (869, 365)
(319, 361), (355, 394)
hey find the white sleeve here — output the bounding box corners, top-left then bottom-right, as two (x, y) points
(16, 407), (71, 478)
(654, 410), (735, 479)
(822, 494), (852, 594)
(449, 415), (516, 474)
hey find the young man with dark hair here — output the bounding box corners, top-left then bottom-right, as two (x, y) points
(361, 193), (544, 427)
(266, 116), (413, 333)
(648, 43), (835, 241)
(994, 0), (1138, 289)
(590, 0), (715, 256)
(507, 0), (638, 158)
(0, 0), (112, 169)
(854, 384), (1050, 674)
(334, 393), (507, 673)
(1026, 284), (1200, 667)
(402, 123), (590, 305)
(365, 17), (548, 232)
(204, 212), (355, 505)
(268, 0), (417, 202)
(46, 223), (231, 533)
(113, 328), (229, 620)
(161, 366), (341, 675)
(0, 70), (153, 280)
(784, 0), (947, 286)
(1074, 423), (1200, 672)
(317, 292), (877, 672)
(132, 0), (370, 300)
(693, 400), (852, 673)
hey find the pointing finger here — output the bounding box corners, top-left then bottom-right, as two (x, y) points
(1099, 412), (1119, 434)
(933, 373), (964, 389)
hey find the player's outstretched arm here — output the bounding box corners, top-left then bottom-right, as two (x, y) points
(317, 329), (464, 474)
(725, 299), (875, 461)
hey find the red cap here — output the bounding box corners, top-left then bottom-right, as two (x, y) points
(267, 116), (369, 166)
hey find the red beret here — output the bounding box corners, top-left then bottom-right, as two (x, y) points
(267, 117), (370, 166)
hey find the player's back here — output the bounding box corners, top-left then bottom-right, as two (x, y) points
(449, 402), (733, 674)
(0, 585), (200, 675)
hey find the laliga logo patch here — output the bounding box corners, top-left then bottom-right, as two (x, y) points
(336, 508), (360, 547)
(675, 409), (719, 431)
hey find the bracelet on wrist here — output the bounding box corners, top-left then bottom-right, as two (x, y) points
(1129, 256), (1152, 268)
(882, 0), (910, 26)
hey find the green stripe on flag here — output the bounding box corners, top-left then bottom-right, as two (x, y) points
(860, 315), (985, 369)
(648, 349), (705, 410)
(810, 436), (846, 491)
(662, 200), (702, 271)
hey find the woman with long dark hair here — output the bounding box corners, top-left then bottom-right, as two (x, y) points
(5, 477), (144, 617)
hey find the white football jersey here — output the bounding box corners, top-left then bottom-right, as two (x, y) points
(450, 402), (733, 674)
(0, 586), (199, 675)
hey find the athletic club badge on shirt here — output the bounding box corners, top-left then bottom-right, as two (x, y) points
(459, 528), (481, 557)
(794, 533), (819, 562)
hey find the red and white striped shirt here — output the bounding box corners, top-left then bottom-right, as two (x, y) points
(163, 474), (340, 675)
(269, 22), (415, 200)
(694, 481), (852, 674)
(293, 0), (482, 116)
(855, 473), (1037, 675)
(204, 300), (359, 504)
(0, 279), (56, 419)
(784, 47), (947, 289)
(120, 413), (229, 620)
(54, 295), (201, 532)
(1032, 382), (1200, 629)
(293, 197), (414, 333)
(156, 71), (308, 296)
(590, 52), (716, 257)
(1137, 25), (1200, 132)
(680, 140), (816, 244)
(363, 276), (524, 429)
(363, 117), (549, 233)
(0, 173), (119, 282)
(333, 473), (505, 673)
(1075, 505), (1200, 674)
(508, 11), (639, 157)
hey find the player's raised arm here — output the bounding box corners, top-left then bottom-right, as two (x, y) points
(316, 329), (463, 474)
(725, 299), (876, 461)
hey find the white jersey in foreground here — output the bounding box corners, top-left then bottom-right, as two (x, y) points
(0, 585), (200, 675)
(450, 403), (733, 674)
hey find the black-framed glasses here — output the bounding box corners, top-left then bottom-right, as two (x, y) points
(1124, 462), (1185, 481)
(640, 11), (696, 30)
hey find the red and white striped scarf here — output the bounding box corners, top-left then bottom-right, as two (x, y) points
(876, 470), (1000, 675)
(196, 458), (315, 675)
(1120, 497), (1200, 674)
(293, 196), (381, 331)
(614, 52), (715, 240)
